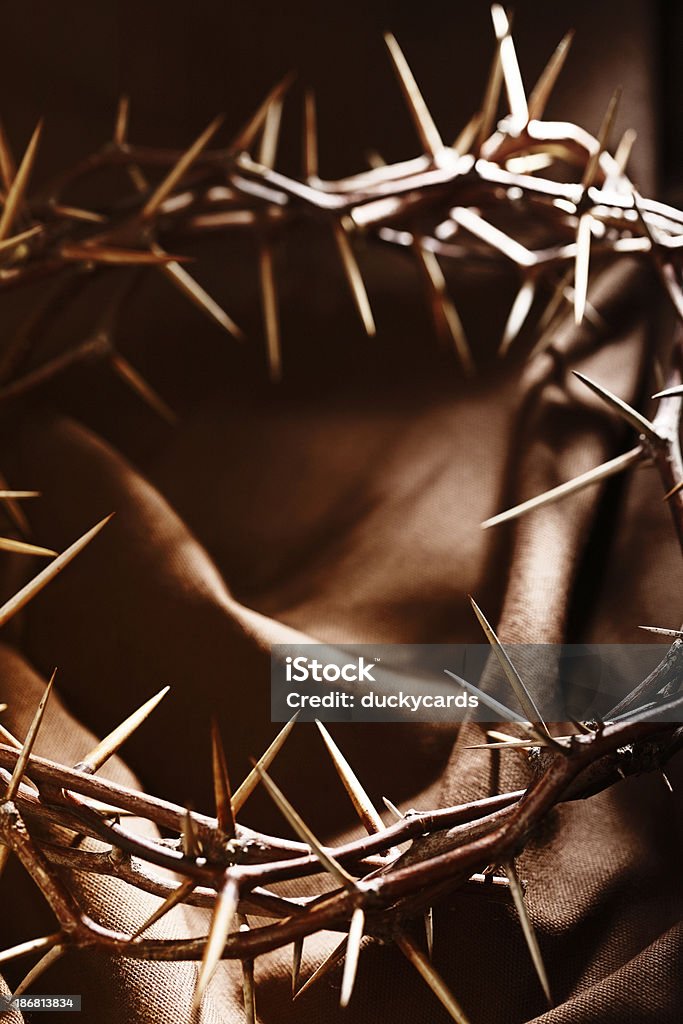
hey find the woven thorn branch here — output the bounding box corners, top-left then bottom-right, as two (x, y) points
(0, 5), (683, 1023)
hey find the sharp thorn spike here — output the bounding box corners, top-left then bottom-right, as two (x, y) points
(574, 213), (592, 326)
(0, 118), (17, 193)
(452, 113), (481, 157)
(383, 33), (443, 158)
(259, 240), (283, 382)
(467, 597), (552, 740)
(78, 686), (170, 774)
(340, 907), (365, 1008)
(0, 119), (42, 242)
(424, 907), (434, 959)
(230, 73), (295, 154)
(291, 936), (304, 996)
(413, 240), (474, 373)
(109, 352), (177, 424)
(652, 384), (683, 400)
(11, 943), (64, 998)
(663, 479), (683, 502)
(0, 934), (61, 969)
(504, 859), (553, 1007)
(637, 625), (683, 638)
(481, 447), (643, 528)
(382, 796), (405, 820)
(158, 253), (245, 341)
(114, 96), (130, 148)
(183, 806), (201, 858)
(293, 936), (347, 1002)
(477, 44), (503, 150)
(191, 875), (239, 1011)
(614, 128), (637, 176)
(252, 761), (355, 887)
(582, 88), (621, 189)
(527, 31), (575, 121)
(397, 932), (472, 1024)
(231, 713), (298, 814)
(5, 670), (55, 802)
(499, 278), (536, 355)
(572, 371), (660, 442)
(0, 537), (56, 557)
(211, 719), (236, 837)
(131, 879), (196, 939)
(444, 668), (526, 724)
(315, 720), (384, 834)
(490, 5), (529, 132)
(258, 97), (283, 170)
(141, 115), (223, 221)
(0, 515), (113, 629)
(303, 90), (319, 179)
(332, 219), (376, 337)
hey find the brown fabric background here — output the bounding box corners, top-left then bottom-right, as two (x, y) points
(0, 1), (681, 1022)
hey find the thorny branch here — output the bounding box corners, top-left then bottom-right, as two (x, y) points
(1, 6), (683, 1021)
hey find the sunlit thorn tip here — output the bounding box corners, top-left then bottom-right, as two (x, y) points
(231, 713), (299, 814)
(504, 859), (552, 1007)
(340, 907), (365, 1008)
(211, 719), (236, 837)
(315, 720), (384, 834)
(191, 875), (239, 1011)
(5, 669), (56, 803)
(572, 371), (660, 443)
(78, 686), (170, 774)
(383, 32), (443, 159)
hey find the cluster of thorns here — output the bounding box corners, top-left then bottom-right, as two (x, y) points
(1, 6), (683, 1021)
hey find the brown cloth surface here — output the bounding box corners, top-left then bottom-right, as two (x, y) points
(0, 1), (682, 1022)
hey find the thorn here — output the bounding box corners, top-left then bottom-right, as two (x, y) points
(574, 212), (592, 326)
(258, 97), (283, 170)
(191, 875), (239, 1011)
(444, 668), (526, 724)
(60, 243), (186, 266)
(332, 218), (376, 338)
(131, 879), (196, 939)
(230, 74), (295, 154)
(424, 906), (434, 959)
(158, 251), (245, 341)
(78, 686), (170, 774)
(5, 670), (55, 802)
(259, 240), (282, 383)
(477, 44), (503, 150)
(481, 447), (643, 528)
(0, 225), (43, 258)
(397, 932), (471, 1024)
(0, 934), (61, 968)
(383, 33), (443, 159)
(614, 128), (636, 176)
(291, 936), (304, 996)
(638, 625), (683, 638)
(114, 96), (130, 148)
(660, 770), (674, 793)
(582, 88), (621, 189)
(211, 719), (236, 837)
(490, 5), (528, 132)
(50, 204), (107, 225)
(293, 936), (347, 1001)
(0, 119), (42, 242)
(183, 806), (201, 858)
(452, 113), (481, 157)
(572, 371), (660, 443)
(504, 859), (552, 1006)
(0, 118), (16, 193)
(315, 720), (385, 834)
(109, 352), (177, 423)
(499, 277), (536, 355)
(382, 796), (405, 820)
(0, 720), (21, 749)
(652, 384), (683, 400)
(527, 31), (574, 121)
(0, 536), (56, 557)
(253, 761), (355, 887)
(141, 115), (223, 221)
(12, 944), (64, 998)
(340, 907), (365, 1008)
(303, 90), (318, 179)
(0, 515), (113, 629)
(232, 714), (298, 814)
(413, 240), (473, 373)
(467, 597), (552, 741)
(663, 480), (683, 502)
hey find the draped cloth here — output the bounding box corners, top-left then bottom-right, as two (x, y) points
(0, 1), (681, 1021)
